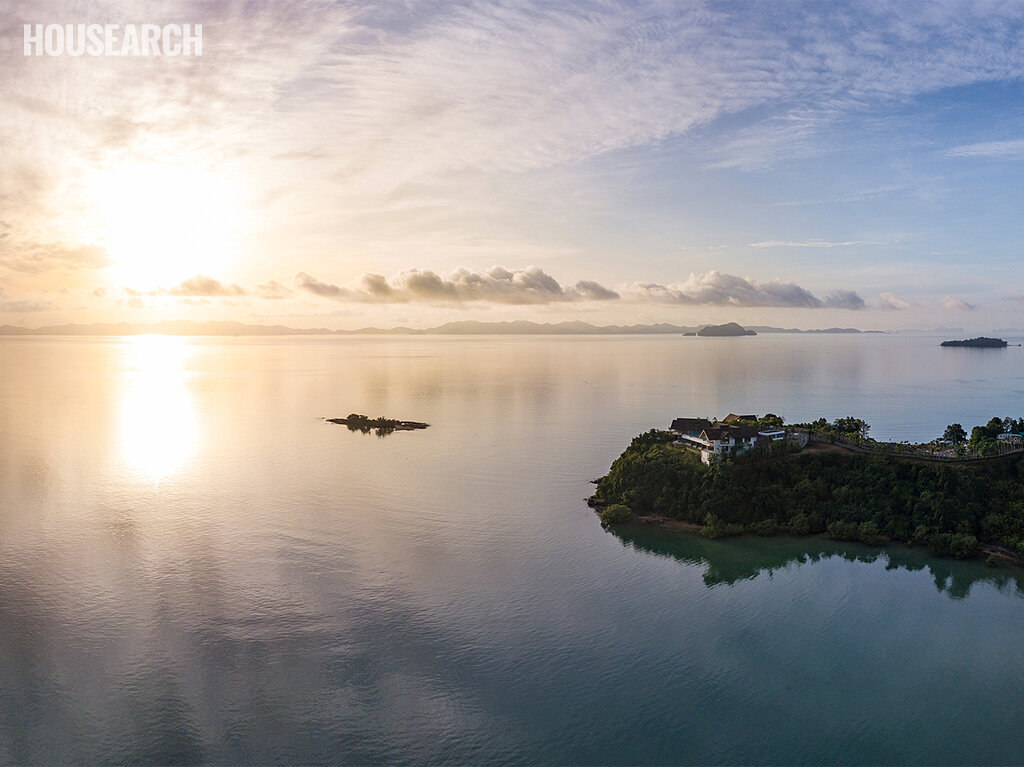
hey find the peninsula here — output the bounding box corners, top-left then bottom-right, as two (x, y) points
(590, 414), (1024, 563)
(941, 337), (1008, 347)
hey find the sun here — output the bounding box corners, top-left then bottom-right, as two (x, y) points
(89, 163), (241, 288)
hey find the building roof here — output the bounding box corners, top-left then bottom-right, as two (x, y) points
(723, 413), (757, 423)
(671, 417), (712, 433)
(702, 424), (760, 441)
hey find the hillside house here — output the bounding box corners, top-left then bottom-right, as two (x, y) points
(671, 415), (787, 464)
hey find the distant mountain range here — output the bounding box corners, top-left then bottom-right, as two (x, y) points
(0, 319), (884, 336)
(0, 320), (335, 336)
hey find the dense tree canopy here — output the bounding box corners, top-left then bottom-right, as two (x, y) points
(593, 429), (1024, 559)
(943, 423), (967, 444)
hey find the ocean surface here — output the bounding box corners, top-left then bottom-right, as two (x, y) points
(2, 333), (1024, 765)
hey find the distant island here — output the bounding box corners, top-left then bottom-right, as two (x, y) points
(695, 322), (756, 337)
(326, 413), (429, 436)
(0, 320), (879, 336)
(941, 337), (1008, 348)
(590, 414), (1024, 564)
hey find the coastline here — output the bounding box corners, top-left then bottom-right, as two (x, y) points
(592, 500), (1024, 567)
(588, 426), (1024, 568)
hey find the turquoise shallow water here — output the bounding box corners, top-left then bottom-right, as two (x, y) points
(1, 333), (1023, 764)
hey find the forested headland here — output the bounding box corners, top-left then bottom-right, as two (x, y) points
(591, 426), (1024, 562)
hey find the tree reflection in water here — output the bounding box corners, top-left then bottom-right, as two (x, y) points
(610, 524), (1024, 599)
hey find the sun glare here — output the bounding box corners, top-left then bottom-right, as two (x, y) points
(90, 163), (240, 288)
(118, 335), (198, 480)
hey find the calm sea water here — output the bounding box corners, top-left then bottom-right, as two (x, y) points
(2, 333), (1024, 765)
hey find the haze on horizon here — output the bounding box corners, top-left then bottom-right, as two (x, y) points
(2, 0), (1024, 332)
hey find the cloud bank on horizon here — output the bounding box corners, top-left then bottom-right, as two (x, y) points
(144, 266), (886, 312)
(0, 0), (1023, 328)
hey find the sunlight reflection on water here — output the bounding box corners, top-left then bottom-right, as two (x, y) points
(2, 334), (1024, 765)
(118, 336), (198, 480)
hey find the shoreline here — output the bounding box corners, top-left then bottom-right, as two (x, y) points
(591, 424), (1024, 567)
(593, 502), (1024, 567)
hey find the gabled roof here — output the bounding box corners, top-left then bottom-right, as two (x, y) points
(671, 417), (712, 433)
(702, 424), (760, 441)
(724, 413), (757, 423)
(728, 425), (761, 438)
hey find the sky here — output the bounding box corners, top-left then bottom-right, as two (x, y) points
(2, 0), (1024, 330)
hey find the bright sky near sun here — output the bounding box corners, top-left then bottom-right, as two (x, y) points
(2, 0), (1024, 330)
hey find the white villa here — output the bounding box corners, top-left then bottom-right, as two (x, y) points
(670, 415), (787, 465)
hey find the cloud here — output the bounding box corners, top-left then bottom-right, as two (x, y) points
(703, 112), (825, 171)
(7, 0), (1024, 305)
(0, 299), (55, 312)
(6, 0), (1009, 204)
(317, 2), (1024, 179)
(4, 0), (1024, 241)
(0, 239), (110, 273)
(750, 240), (881, 248)
(295, 266), (868, 310)
(941, 296), (976, 311)
(255, 280), (292, 299)
(943, 139), (1024, 158)
(823, 290), (866, 310)
(877, 292), (913, 311)
(295, 266), (619, 304)
(295, 272), (345, 298)
(624, 270), (863, 309)
(126, 275), (276, 298)
(574, 280), (620, 301)
(0, 286), (56, 312)
(151, 275), (248, 297)
(772, 185), (908, 207)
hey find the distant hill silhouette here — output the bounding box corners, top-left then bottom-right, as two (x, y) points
(941, 337), (1008, 348)
(696, 322), (757, 337)
(0, 320), (333, 336)
(0, 320), (877, 336)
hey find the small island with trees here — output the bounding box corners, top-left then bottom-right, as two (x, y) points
(941, 337), (1008, 348)
(590, 413), (1024, 564)
(326, 413), (429, 436)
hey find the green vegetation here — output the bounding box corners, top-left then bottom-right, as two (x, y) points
(940, 337), (1007, 348)
(785, 414), (1023, 460)
(790, 416), (870, 443)
(727, 413), (784, 430)
(592, 427), (1024, 560)
(966, 417), (1024, 457)
(600, 504), (634, 525)
(943, 423), (967, 444)
(700, 513), (745, 539)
